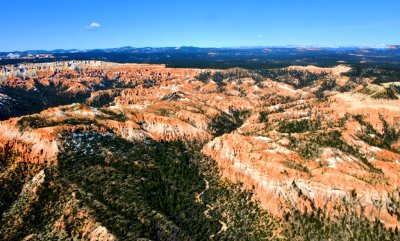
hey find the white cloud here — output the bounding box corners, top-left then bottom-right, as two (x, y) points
(86, 22), (101, 30)
(257, 34), (263, 39)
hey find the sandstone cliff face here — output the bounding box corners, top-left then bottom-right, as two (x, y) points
(0, 119), (59, 165)
(1, 61), (400, 234)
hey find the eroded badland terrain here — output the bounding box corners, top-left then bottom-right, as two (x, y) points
(1, 61), (400, 240)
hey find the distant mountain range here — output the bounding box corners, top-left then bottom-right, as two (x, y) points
(1, 45), (400, 55)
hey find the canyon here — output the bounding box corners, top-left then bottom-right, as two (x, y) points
(1, 60), (400, 240)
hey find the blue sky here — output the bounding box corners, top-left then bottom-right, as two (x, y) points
(1, 0), (399, 51)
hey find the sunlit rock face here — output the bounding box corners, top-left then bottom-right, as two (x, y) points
(1, 61), (400, 232)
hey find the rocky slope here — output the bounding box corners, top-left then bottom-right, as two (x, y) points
(1, 61), (400, 240)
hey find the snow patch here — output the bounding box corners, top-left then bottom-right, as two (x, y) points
(253, 136), (272, 142)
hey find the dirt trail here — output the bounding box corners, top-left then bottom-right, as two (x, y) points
(195, 178), (228, 236)
(195, 178), (209, 203)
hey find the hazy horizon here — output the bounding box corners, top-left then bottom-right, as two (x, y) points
(2, 44), (398, 53)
